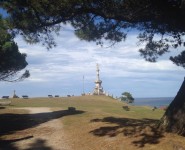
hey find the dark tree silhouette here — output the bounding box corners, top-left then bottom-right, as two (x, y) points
(0, 15), (29, 82)
(1, 0), (185, 65)
(121, 92), (134, 103)
(158, 78), (185, 136)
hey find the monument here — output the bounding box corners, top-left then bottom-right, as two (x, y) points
(12, 90), (19, 98)
(93, 64), (105, 95)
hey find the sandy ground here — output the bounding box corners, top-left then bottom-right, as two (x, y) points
(14, 107), (71, 150)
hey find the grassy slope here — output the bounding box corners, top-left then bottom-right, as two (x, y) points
(8, 95), (164, 120)
(2, 96), (185, 150)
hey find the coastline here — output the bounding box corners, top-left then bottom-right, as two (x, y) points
(134, 97), (174, 108)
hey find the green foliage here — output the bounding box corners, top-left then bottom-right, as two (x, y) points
(0, 15), (29, 81)
(121, 92), (134, 103)
(170, 51), (185, 68)
(1, 0), (185, 67)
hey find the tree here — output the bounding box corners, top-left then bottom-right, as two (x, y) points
(1, 0), (185, 135)
(0, 15), (29, 82)
(158, 78), (185, 135)
(121, 92), (134, 103)
(1, 0), (185, 64)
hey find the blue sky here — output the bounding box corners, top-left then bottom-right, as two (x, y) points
(0, 24), (185, 98)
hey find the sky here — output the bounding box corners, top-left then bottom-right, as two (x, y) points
(0, 24), (185, 98)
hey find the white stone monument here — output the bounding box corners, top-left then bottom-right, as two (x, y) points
(12, 90), (18, 98)
(93, 64), (105, 95)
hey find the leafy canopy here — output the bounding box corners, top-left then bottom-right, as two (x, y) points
(0, 15), (29, 82)
(1, 0), (185, 67)
(121, 92), (134, 103)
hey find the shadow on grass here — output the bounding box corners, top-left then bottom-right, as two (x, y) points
(0, 109), (85, 149)
(0, 138), (53, 150)
(90, 117), (164, 147)
(0, 136), (33, 150)
(25, 139), (53, 150)
(0, 106), (5, 109)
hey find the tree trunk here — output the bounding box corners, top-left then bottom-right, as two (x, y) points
(158, 78), (185, 136)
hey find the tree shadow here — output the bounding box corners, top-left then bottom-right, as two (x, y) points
(90, 117), (164, 147)
(25, 139), (53, 150)
(0, 138), (53, 150)
(0, 109), (84, 148)
(0, 106), (5, 109)
(0, 136), (34, 150)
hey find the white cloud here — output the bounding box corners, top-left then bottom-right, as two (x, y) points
(1, 24), (183, 98)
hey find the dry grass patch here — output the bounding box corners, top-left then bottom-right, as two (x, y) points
(62, 113), (185, 150)
(0, 96), (185, 150)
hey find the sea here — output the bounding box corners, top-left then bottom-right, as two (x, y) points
(133, 97), (174, 108)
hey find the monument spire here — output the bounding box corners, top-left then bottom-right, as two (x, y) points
(93, 64), (104, 95)
(96, 64), (100, 81)
(12, 90), (18, 98)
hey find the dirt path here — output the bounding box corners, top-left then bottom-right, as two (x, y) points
(14, 107), (71, 150)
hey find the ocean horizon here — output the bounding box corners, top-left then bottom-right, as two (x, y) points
(134, 97), (174, 108)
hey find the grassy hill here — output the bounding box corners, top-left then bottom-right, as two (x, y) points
(9, 95), (163, 119)
(1, 96), (185, 150)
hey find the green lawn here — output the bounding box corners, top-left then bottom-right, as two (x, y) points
(1, 96), (185, 150)
(8, 95), (164, 119)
